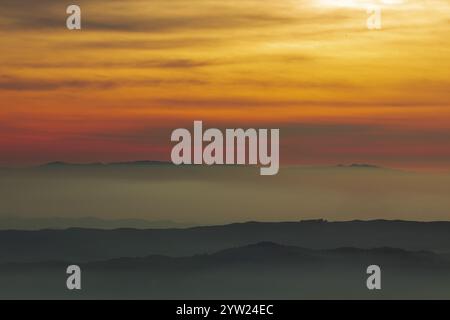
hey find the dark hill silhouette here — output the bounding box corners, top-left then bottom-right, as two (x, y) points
(93, 242), (450, 269)
(1, 243), (449, 299)
(1, 220), (450, 264)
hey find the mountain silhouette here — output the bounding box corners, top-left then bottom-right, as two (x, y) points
(1, 242), (449, 299)
(1, 220), (450, 264)
(40, 160), (172, 168)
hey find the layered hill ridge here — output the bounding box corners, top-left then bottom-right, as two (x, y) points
(1, 242), (449, 299)
(1, 220), (450, 264)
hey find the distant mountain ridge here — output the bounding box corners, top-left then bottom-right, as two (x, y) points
(0, 160), (387, 170)
(0, 216), (192, 230)
(3, 242), (444, 269)
(40, 160), (173, 168)
(2, 220), (450, 264)
(337, 163), (381, 169)
(1, 242), (449, 299)
(40, 161), (383, 169)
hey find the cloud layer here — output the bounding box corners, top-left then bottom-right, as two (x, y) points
(0, 0), (449, 169)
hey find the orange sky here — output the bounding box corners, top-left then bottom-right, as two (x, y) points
(0, 0), (449, 170)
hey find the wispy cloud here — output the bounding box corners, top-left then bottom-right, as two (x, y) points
(0, 75), (208, 91)
(0, 0), (449, 169)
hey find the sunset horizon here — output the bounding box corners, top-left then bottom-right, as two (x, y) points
(1, 0), (449, 171)
(1, 0), (450, 303)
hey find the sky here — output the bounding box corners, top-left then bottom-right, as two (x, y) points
(0, 0), (449, 170)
